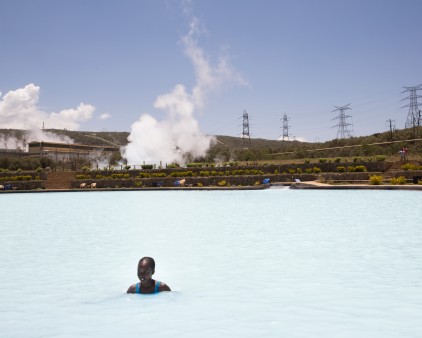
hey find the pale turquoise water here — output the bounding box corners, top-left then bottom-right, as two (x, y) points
(0, 189), (421, 337)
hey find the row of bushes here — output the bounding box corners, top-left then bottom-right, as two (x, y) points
(186, 162), (216, 168)
(0, 157), (53, 171)
(76, 169), (270, 179)
(277, 167), (322, 174)
(314, 156), (385, 164)
(0, 167), (44, 173)
(337, 166), (367, 173)
(77, 173), (133, 180)
(0, 175), (39, 181)
(401, 164), (422, 170)
(369, 175), (410, 185)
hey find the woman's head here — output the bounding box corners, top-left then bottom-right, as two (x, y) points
(137, 257), (155, 283)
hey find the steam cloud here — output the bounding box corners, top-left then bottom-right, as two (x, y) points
(123, 14), (245, 165)
(0, 83), (95, 147)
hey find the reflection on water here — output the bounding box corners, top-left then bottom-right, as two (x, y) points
(0, 190), (421, 337)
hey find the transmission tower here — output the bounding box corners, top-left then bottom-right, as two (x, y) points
(331, 104), (353, 139)
(241, 110), (251, 146)
(402, 84), (422, 130)
(281, 114), (290, 141)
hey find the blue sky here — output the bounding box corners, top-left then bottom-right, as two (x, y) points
(1, 0), (421, 142)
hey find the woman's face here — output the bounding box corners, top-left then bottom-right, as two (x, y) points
(137, 260), (154, 284)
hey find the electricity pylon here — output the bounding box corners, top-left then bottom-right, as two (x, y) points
(332, 104), (353, 139)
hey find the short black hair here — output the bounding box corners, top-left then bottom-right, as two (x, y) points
(139, 257), (155, 270)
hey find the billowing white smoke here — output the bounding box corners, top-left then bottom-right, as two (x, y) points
(123, 16), (245, 165)
(0, 83), (95, 148)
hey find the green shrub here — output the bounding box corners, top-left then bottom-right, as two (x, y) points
(81, 166), (91, 172)
(296, 168), (302, 174)
(186, 163), (203, 168)
(170, 171), (194, 177)
(337, 166), (346, 173)
(305, 168), (313, 174)
(166, 163), (179, 168)
(347, 166), (356, 172)
(353, 157), (362, 163)
(355, 165), (367, 172)
(313, 167), (321, 173)
(232, 170), (245, 175)
(401, 164), (416, 171)
(274, 169), (279, 174)
(318, 158), (327, 163)
(123, 173), (131, 179)
(151, 172), (166, 178)
(369, 175), (383, 185)
(199, 171), (210, 177)
(137, 173), (151, 178)
(375, 155), (386, 162)
(124, 165), (131, 170)
(111, 173), (124, 179)
(304, 159), (310, 164)
(390, 176), (407, 185)
(36, 167), (43, 173)
(35, 176), (40, 180)
(141, 164), (153, 170)
(8, 175), (33, 181)
(288, 168), (296, 174)
(217, 180), (227, 187)
(334, 158), (341, 163)
(76, 174), (90, 180)
(197, 182), (203, 187)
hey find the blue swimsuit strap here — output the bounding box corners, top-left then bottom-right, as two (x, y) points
(154, 281), (160, 293)
(136, 281), (160, 294)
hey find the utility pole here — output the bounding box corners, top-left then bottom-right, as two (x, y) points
(241, 110), (251, 146)
(332, 104), (353, 139)
(386, 119), (395, 142)
(402, 84), (422, 137)
(281, 114), (290, 141)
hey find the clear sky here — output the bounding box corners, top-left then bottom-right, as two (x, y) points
(1, 0), (421, 142)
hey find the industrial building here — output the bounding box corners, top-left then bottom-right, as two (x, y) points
(27, 141), (119, 161)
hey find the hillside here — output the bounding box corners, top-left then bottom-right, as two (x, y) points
(1, 127), (421, 162)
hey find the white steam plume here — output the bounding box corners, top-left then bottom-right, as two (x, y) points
(123, 13), (245, 165)
(0, 83), (95, 147)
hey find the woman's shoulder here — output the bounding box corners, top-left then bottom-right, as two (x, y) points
(127, 283), (137, 293)
(157, 281), (171, 292)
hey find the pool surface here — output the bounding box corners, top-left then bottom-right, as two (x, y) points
(1, 189), (421, 337)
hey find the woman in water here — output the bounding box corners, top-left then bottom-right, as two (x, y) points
(127, 257), (171, 294)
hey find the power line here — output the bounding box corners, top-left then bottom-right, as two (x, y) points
(331, 104), (353, 139)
